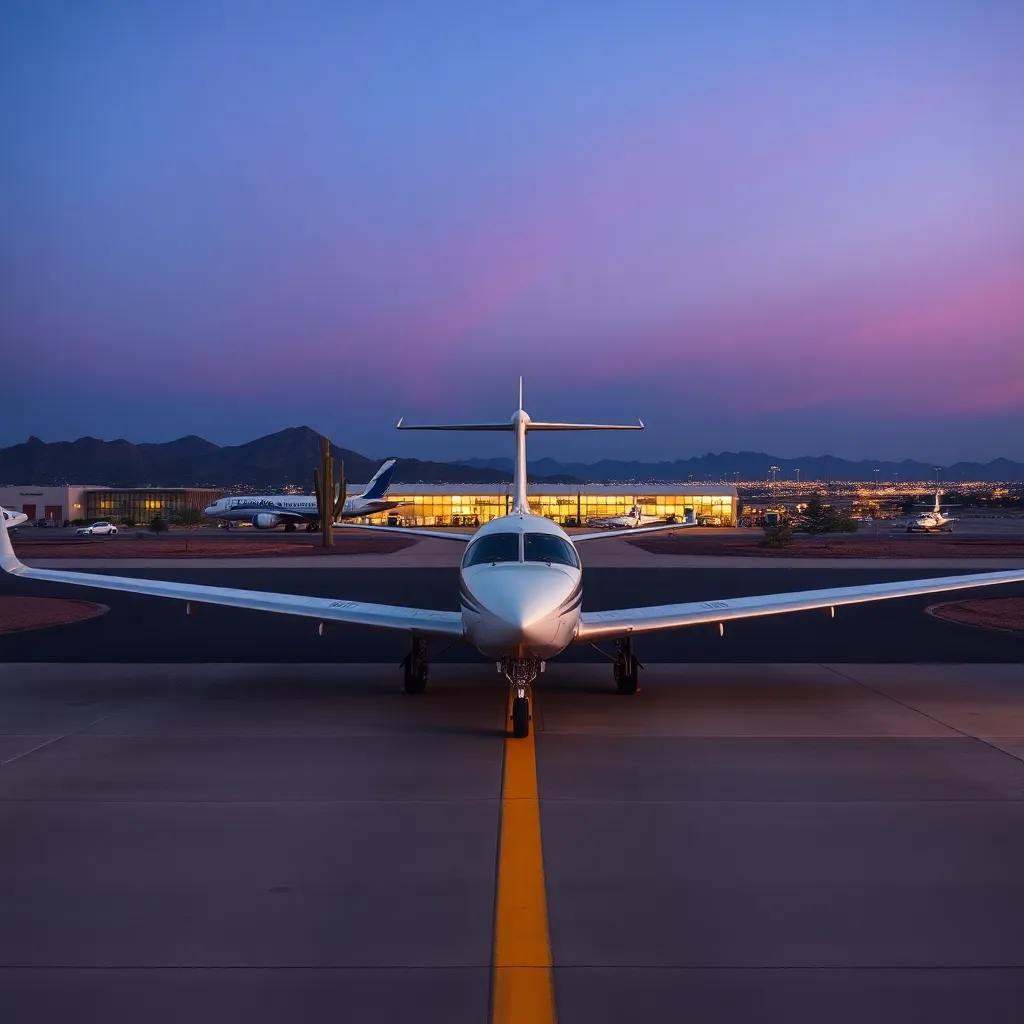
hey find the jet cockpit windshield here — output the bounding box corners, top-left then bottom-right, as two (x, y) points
(524, 533), (579, 568)
(463, 533), (521, 567)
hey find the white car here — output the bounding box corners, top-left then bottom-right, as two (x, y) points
(76, 521), (118, 536)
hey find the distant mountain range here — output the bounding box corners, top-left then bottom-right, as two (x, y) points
(1, 429), (1020, 487)
(0, 427), (580, 489)
(458, 452), (1024, 484)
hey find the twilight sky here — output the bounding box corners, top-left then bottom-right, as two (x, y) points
(3, 1), (1023, 464)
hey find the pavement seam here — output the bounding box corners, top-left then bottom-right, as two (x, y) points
(0, 705), (131, 768)
(822, 664), (1024, 768)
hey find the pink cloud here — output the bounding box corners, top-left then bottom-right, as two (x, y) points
(566, 245), (1024, 416)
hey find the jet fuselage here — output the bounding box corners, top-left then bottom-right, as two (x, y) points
(459, 512), (581, 660)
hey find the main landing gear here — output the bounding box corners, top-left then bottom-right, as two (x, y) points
(502, 658), (541, 738)
(284, 522), (297, 533)
(402, 636), (429, 694)
(612, 635), (641, 694)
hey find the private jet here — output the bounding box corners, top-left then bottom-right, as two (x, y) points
(907, 491), (959, 533)
(204, 458), (402, 531)
(586, 504), (668, 529)
(3, 384), (1024, 740)
(2, 508), (27, 532)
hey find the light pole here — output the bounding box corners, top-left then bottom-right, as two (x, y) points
(769, 465), (780, 502)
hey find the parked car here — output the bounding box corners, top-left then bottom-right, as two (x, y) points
(76, 521), (118, 536)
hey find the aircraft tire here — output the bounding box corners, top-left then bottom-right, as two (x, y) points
(512, 696), (530, 738)
(403, 662), (427, 695)
(616, 670), (639, 695)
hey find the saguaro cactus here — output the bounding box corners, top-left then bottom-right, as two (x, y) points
(318, 437), (334, 548)
(313, 443), (349, 546)
(333, 461), (347, 522)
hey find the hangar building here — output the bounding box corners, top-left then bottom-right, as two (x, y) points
(0, 485), (101, 526)
(0, 486), (222, 526)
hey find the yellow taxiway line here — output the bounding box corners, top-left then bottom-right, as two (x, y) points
(491, 698), (557, 1023)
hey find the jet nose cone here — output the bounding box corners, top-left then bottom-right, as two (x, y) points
(467, 565), (579, 650)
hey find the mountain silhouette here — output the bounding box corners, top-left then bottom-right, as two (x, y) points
(0, 427), (577, 488)
(2, 430), (1019, 487)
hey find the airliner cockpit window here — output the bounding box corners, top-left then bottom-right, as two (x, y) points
(524, 533), (579, 568)
(463, 533), (521, 567)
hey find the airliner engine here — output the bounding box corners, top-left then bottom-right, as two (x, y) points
(252, 513), (282, 530)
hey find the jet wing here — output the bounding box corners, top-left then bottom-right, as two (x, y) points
(576, 568), (1024, 641)
(0, 524), (463, 637)
(332, 523), (471, 543)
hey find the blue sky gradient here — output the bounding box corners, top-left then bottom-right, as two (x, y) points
(3, 1), (1022, 463)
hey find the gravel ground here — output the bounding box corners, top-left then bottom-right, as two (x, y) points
(633, 536), (1024, 559)
(929, 597), (1024, 635)
(10, 536), (416, 558)
(0, 596), (108, 634)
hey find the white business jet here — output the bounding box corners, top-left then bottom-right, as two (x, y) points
(908, 491), (959, 533)
(2, 507), (28, 531)
(586, 504), (667, 529)
(3, 383), (1024, 740)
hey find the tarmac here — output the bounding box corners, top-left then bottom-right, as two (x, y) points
(2, 534), (1024, 1022)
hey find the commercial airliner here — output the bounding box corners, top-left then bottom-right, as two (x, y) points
(586, 504), (668, 529)
(3, 383), (1024, 740)
(203, 459), (401, 530)
(2, 508), (27, 531)
(908, 491), (959, 533)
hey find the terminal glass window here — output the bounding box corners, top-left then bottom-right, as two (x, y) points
(523, 533), (578, 568)
(463, 533), (521, 567)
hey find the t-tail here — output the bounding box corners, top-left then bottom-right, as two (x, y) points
(396, 377), (644, 514)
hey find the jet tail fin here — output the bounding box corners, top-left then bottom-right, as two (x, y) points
(396, 379), (645, 513)
(360, 459), (398, 500)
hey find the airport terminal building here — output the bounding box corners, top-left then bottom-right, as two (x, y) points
(85, 488), (223, 525)
(364, 484), (738, 527)
(3, 482), (737, 529)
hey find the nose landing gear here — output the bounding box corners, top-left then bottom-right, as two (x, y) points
(502, 658), (541, 738)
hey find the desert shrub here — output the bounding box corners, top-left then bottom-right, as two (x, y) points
(760, 521), (793, 547)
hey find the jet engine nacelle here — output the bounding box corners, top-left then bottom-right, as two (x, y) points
(252, 513), (282, 530)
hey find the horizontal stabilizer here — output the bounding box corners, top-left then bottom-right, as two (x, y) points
(527, 420), (644, 431)
(397, 419), (513, 431)
(396, 418), (643, 431)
